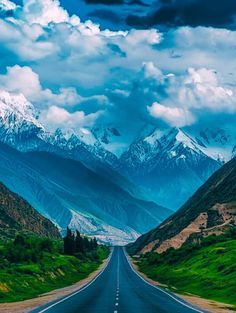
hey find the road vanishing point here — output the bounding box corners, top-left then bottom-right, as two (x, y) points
(31, 246), (207, 313)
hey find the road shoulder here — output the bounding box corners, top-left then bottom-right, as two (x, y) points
(0, 251), (111, 313)
(128, 254), (235, 313)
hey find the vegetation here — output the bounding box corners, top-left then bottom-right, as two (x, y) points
(0, 231), (109, 303)
(134, 228), (236, 307)
(63, 228), (98, 256)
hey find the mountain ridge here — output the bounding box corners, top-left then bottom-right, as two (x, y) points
(0, 181), (60, 239)
(129, 157), (236, 254)
(0, 141), (171, 244)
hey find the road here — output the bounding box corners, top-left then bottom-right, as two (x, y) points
(31, 247), (207, 313)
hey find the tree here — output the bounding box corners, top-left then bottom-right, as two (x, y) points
(63, 227), (75, 255)
(14, 234), (26, 246)
(75, 230), (84, 253)
(92, 237), (98, 249)
(83, 237), (90, 251)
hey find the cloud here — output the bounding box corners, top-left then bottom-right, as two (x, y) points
(0, 0), (236, 136)
(0, 65), (81, 107)
(126, 0), (236, 29)
(21, 0), (70, 26)
(148, 102), (195, 127)
(40, 105), (102, 130)
(127, 62), (235, 127)
(83, 0), (123, 4)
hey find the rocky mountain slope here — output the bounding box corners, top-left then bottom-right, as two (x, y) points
(0, 142), (171, 244)
(129, 157), (236, 254)
(0, 181), (60, 239)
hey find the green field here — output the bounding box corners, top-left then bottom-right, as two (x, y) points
(135, 231), (236, 307)
(0, 235), (109, 302)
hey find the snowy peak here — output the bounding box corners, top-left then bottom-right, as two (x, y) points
(131, 127), (206, 164)
(0, 90), (37, 118)
(195, 128), (236, 162)
(0, 90), (42, 132)
(0, 91), (44, 144)
(52, 128), (97, 148)
(92, 126), (129, 157)
(199, 128), (232, 146)
(93, 126), (121, 145)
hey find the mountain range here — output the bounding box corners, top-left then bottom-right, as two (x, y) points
(129, 156), (236, 254)
(0, 89), (236, 243)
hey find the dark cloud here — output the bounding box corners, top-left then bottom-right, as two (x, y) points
(83, 0), (124, 4)
(89, 9), (121, 22)
(127, 0), (236, 29)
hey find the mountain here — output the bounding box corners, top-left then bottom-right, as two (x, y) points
(129, 157), (236, 254)
(118, 127), (221, 209)
(1, 89), (235, 243)
(0, 142), (171, 245)
(193, 127), (236, 163)
(0, 181), (60, 240)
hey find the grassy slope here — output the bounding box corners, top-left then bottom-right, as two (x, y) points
(136, 237), (236, 306)
(0, 245), (109, 303)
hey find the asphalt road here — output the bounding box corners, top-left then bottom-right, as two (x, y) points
(31, 247), (207, 313)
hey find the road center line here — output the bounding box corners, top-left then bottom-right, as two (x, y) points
(35, 248), (114, 313)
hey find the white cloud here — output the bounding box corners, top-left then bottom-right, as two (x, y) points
(148, 102), (195, 127)
(180, 68), (235, 112)
(0, 65), (81, 107)
(40, 105), (102, 130)
(0, 0), (16, 11)
(21, 0), (70, 26)
(0, 0), (236, 133)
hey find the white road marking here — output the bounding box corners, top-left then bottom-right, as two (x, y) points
(36, 248), (114, 313)
(123, 248), (205, 313)
(114, 249), (120, 312)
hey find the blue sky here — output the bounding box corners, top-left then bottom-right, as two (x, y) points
(0, 0), (236, 139)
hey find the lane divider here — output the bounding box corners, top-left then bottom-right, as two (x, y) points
(123, 247), (206, 313)
(35, 248), (114, 313)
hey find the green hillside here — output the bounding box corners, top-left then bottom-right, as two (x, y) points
(0, 234), (109, 303)
(134, 229), (236, 307)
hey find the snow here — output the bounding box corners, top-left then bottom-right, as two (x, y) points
(69, 210), (139, 245)
(144, 129), (165, 146)
(0, 90), (43, 132)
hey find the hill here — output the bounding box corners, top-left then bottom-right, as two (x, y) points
(129, 157), (236, 254)
(0, 182), (60, 239)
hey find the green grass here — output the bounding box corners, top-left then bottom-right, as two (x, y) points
(135, 235), (236, 307)
(0, 239), (109, 303)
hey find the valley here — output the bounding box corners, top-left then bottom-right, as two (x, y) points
(0, 1), (235, 311)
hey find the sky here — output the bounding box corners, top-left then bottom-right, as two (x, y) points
(0, 0), (236, 142)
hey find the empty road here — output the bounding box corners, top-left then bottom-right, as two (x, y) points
(31, 247), (206, 313)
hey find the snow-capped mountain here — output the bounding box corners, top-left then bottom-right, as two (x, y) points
(0, 91), (171, 243)
(0, 90), (46, 151)
(0, 90), (236, 241)
(195, 128), (236, 163)
(118, 127), (222, 209)
(0, 141), (170, 244)
(92, 125), (131, 157)
(0, 90), (118, 170)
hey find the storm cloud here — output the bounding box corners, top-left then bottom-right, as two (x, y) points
(127, 0), (236, 29)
